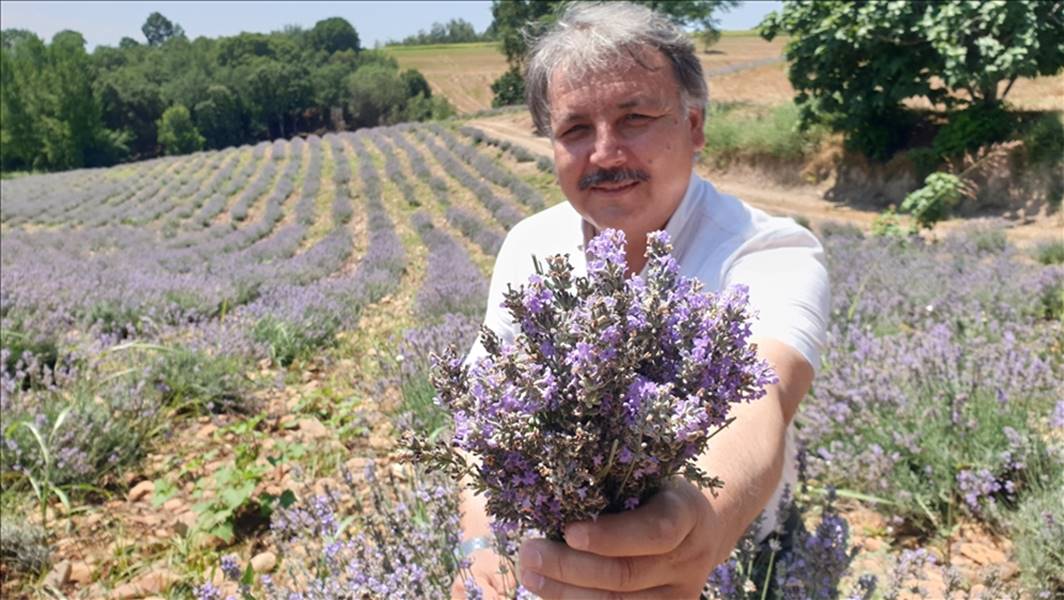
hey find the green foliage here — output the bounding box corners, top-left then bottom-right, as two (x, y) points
(390, 18), (492, 46)
(157, 104), (205, 155)
(1, 327), (60, 383)
(189, 423), (296, 544)
(490, 67), (526, 108)
(400, 373), (449, 439)
(932, 103), (1015, 159)
(1, 17), (442, 173)
(0, 520), (50, 576)
(1010, 468), (1064, 595)
(703, 102), (827, 163)
(347, 63), (409, 128)
(900, 172), (964, 230)
(308, 17), (360, 55)
(2, 381), (154, 529)
(193, 85), (246, 150)
(1020, 111), (1064, 166)
(148, 347), (250, 414)
(1035, 239), (1064, 266)
(252, 314), (340, 367)
(760, 1), (1064, 159)
(871, 206), (909, 239)
(965, 224), (1009, 255)
(141, 12), (185, 47)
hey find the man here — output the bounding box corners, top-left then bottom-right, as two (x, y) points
(457, 3), (829, 598)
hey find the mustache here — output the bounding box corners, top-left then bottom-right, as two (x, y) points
(578, 168), (650, 191)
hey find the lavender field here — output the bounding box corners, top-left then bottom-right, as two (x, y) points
(1, 123), (1062, 599)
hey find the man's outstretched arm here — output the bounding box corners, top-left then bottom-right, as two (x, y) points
(508, 338), (813, 599)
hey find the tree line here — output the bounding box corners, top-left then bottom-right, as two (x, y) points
(0, 14), (453, 173)
(387, 18), (495, 47)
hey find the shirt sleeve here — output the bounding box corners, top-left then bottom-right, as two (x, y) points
(721, 225), (831, 375)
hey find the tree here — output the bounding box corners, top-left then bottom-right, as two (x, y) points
(400, 69), (432, 99)
(142, 12), (185, 47)
(238, 57), (311, 139)
(193, 84), (246, 149)
(490, 67), (525, 107)
(95, 66), (164, 158)
(347, 63), (406, 127)
(1, 30), (46, 170)
(157, 104), (204, 154)
(759, 1), (1064, 158)
(308, 17), (360, 55)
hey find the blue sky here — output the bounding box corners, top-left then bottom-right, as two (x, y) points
(1, 1), (782, 50)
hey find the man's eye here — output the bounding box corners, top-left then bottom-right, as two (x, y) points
(625, 114), (651, 123)
(561, 125), (588, 137)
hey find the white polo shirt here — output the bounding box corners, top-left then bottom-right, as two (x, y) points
(467, 172), (831, 538)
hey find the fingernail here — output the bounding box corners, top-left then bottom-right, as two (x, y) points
(521, 569), (544, 592)
(525, 547), (543, 569)
(565, 524), (588, 550)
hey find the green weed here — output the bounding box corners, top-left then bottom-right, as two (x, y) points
(703, 102), (828, 164)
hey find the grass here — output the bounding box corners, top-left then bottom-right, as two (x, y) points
(703, 101), (829, 164)
(383, 41), (497, 54)
(1035, 239), (1064, 265)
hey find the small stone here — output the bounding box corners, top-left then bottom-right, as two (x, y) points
(957, 542), (1007, 566)
(69, 561), (92, 585)
(111, 583), (139, 599)
(861, 537), (884, 552)
(45, 560), (71, 587)
(132, 569), (178, 595)
(127, 480), (154, 503)
(196, 424), (217, 439)
(345, 457), (367, 475)
(297, 417), (329, 439)
(153, 528), (169, 539)
(163, 498), (183, 512)
(250, 551), (277, 573)
(174, 511), (197, 536)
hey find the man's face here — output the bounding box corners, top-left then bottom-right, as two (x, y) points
(548, 47), (705, 242)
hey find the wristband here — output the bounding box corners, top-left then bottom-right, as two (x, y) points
(458, 535), (493, 559)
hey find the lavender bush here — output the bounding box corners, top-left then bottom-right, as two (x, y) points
(412, 229), (775, 539)
(240, 461), (464, 599)
(801, 227), (1063, 531)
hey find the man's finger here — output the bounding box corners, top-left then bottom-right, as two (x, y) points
(519, 539), (669, 592)
(563, 483), (702, 557)
(519, 568), (678, 600)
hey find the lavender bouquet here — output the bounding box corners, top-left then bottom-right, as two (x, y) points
(412, 229), (776, 540)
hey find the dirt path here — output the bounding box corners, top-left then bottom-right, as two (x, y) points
(467, 113), (1063, 247)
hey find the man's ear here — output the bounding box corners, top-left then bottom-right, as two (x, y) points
(688, 105), (706, 152)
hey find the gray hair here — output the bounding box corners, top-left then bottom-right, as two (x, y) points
(524, 2), (708, 137)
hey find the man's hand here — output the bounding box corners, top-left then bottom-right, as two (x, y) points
(516, 478), (726, 599)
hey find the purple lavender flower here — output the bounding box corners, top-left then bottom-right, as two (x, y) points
(413, 229), (776, 539)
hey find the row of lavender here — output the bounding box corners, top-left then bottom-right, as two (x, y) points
(0, 120), (548, 507)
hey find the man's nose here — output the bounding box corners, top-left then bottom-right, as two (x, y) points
(589, 126), (626, 169)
